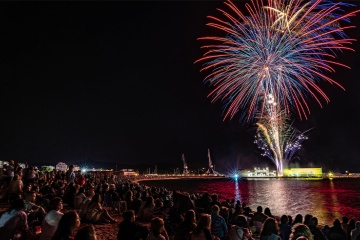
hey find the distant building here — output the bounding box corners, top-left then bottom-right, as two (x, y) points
(56, 162), (68, 172)
(119, 169), (137, 177)
(283, 168), (322, 178)
(242, 167), (277, 177)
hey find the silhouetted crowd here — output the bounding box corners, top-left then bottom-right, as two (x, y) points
(0, 160), (359, 240)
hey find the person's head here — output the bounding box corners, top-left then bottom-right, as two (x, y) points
(145, 196), (154, 207)
(110, 184), (116, 191)
(69, 165), (74, 170)
(86, 190), (95, 198)
(74, 225), (97, 240)
(290, 223), (313, 240)
(234, 214), (248, 228)
(309, 217), (318, 227)
(355, 221), (360, 229)
(10, 199), (25, 212)
(211, 205), (220, 215)
(257, 206), (263, 213)
(342, 216), (349, 224)
(260, 218), (279, 237)
(211, 193), (218, 202)
(48, 197), (63, 211)
(102, 183), (109, 192)
(197, 214), (211, 230)
(150, 217), (165, 235)
(184, 209), (196, 225)
(304, 214), (313, 225)
(52, 211), (80, 240)
(155, 198), (163, 208)
(77, 187), (85, 195)
(294, 214), (303, 224)
(13, 174), (20, 181)
(26, 191), (37, 202)
(281, 215), (289, 224)
(264, 207), (272, 216)
(122, 210), (136, 222)
(288, 215), (293, 225)
(333, 219), (341, 228)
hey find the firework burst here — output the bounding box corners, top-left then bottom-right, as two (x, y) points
(196, 0), (358, 123)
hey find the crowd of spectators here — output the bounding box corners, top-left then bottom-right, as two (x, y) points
(0, 160), (359, 240)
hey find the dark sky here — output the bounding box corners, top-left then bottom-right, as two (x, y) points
(0, 1), (359, 172)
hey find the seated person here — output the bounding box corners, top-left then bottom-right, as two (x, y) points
(147, 217), (169, 240)
(85, 193), (117, 223)
(117, 210), (149, 240)
(74, 187), (86, 209)
(40, 197), (64, 240)
(0, 199), (30, 240)
(24, 191), (47, 226)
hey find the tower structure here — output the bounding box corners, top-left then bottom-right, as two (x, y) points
(182, 154), (189, 175)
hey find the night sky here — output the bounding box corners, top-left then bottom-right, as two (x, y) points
(0, 1), (359, 172)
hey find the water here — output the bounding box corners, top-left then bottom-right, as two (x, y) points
(140, 178), (360, 225)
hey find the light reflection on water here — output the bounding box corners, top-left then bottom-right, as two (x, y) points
(141, 178), (360, 225)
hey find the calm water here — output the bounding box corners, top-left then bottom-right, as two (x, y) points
(140, 178), (360, 226)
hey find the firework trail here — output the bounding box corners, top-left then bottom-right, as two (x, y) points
(254, 96), (309, 174)
(196, 0), (358, 123)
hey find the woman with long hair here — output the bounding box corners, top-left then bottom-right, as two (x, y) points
(146, 217), (169, 240)
(51, 211), (80, 240)
(290, 223), (314, 240)
(259, 218), (280, 240)
(174, 209), (197, 240)
(85, 193), (117, 223)
(138, 196), (155, 222)
(190, 214), (217, 240)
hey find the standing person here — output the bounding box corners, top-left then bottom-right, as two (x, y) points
(146, 217), (169, 240)
(66, 165), (75, 184)
(190, 214), (218, 240)
(350, 221), (360, 240)
(51, 211), (80, 240)
(347, 219), (356, 240)
(259, 218), (280, 240)
(40, 198), (64, 240)
(174, 209), (197, 240)
(211, 205), (228, 240)
(341, 217), (349, 236)
(26, 166), (37, 184)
